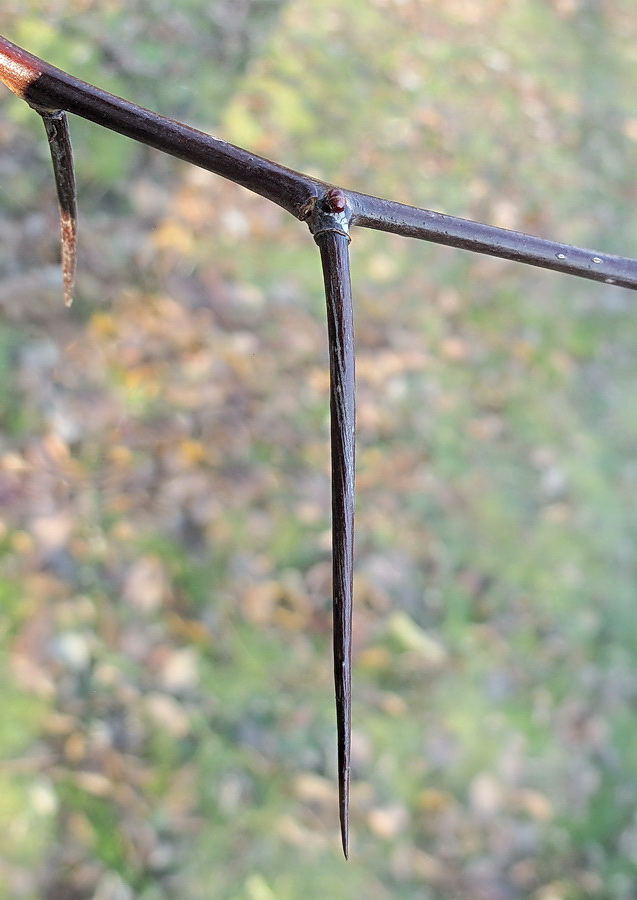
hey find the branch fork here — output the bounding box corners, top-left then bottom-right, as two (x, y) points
(304, 188), (352, 241)
(2, 32), (637, 858)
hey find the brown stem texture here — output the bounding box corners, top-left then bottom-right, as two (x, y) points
(6, 31), (637, 858)
(3, 36), (637, 290)
(38, 109), (77, 306)
(316, 230), (355, 859)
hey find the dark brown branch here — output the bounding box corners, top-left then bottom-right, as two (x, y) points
(3, 32), (637, 860)
(348, 191), (637, 290)
(0, 35), (322, 219)
(314, 200), (355, 858)
(2, 34), (637, 289)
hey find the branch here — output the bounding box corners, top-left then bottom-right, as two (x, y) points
(0, 35), (322, 218)
(2, 34), (637, 289)
(348, 191), (637, 290)
(2, 31), (636, 859)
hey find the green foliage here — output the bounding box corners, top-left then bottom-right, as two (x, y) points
(3, 0), (637, 897)
(0, 325), (39, 436)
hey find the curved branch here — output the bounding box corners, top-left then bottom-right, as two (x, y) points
(2, 34), (637, 289)
(0, 35), (323, 218)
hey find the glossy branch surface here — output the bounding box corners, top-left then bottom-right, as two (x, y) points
(314, 198), (355, 857)
(2, 34), (637, 288)
(2, 32), (637, 860)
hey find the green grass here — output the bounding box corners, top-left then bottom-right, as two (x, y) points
(3, 1), (637, 897)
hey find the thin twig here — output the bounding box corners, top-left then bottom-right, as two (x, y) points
(348, 191), (637, 290)
(2, 35), (637, 288)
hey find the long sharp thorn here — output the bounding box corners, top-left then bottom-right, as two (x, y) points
(316, 228), (355, 859)
(38, 108), (77, 307)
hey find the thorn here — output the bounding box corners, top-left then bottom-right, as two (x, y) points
(337, 684), (351, 860)
(317, 231), (355, 863)
(340, 779), (350, 859)
(37, 108), (77, 307)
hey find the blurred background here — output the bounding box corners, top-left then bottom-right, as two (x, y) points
(2, 1), (637, 898)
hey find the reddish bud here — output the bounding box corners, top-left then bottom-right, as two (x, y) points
(325, 188), (347, 213)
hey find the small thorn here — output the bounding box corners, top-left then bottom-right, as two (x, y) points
(60, 206), (77, 307)
(340, 797), (349, 860)
(37, 108), (77, 307)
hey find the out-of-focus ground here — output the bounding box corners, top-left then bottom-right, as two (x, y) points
(2, 2), (637, 898)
